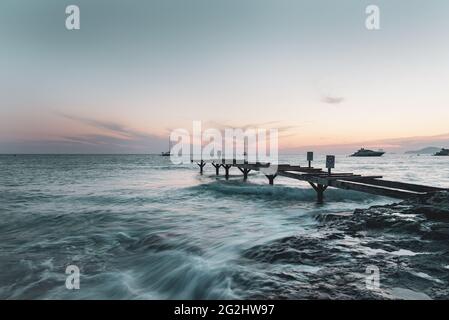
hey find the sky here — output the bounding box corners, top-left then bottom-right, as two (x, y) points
(1, 0), (449, 153)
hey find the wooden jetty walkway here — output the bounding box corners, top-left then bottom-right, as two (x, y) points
(192, 153), (447, 203)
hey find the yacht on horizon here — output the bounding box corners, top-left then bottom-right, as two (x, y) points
(160, 137), (171, 156)
(350, 148), (385, 157)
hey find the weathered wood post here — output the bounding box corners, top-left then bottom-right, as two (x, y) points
(307, 151), (313, 168)
(197, 160), (206, 174)
(308, 182), (328, 204)
(238, 167), (251, 180)
(243, 169), (250, 180)
(265, 174), (277, 185)
(223, 164), (232, 180)
(212, 163), (220, 175)
(316, 184), (326, 203)
(326, 155), (335, 175)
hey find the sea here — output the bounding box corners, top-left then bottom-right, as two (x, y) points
(1, 153), (449, 299)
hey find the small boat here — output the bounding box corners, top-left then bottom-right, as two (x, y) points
(434, 148), (449, 156)
(350, 148), (385, 157)
(160, 137), (171, 156)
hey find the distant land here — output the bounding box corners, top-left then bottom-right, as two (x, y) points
(404, 147), (441, 154)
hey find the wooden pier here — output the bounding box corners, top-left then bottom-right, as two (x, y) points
(192, 154), (447, 203)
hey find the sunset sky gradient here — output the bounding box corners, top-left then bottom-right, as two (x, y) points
(1, 0), (448, 153)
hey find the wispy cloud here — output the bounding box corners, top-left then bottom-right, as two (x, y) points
(28, 113), (170, 153)
(58, 113), (155, 140)
(321, 95), (345, 105)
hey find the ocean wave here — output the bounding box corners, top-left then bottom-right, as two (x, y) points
(185, 180), (382, 203)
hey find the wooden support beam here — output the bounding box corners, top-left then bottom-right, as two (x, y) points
(308, 181), (318, 192)
(211, 163), (221, 175)
(197, 160), (206, 174)
(244, 168), (251, 180)
(223, 164), (232, 180)
(237, 167), (252, 180)
(316, 184), (327, 203)
(265, 174), (277, 185)
(309, 182), (327, 203)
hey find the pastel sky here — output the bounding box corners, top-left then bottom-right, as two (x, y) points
(1, 0), (448, 153)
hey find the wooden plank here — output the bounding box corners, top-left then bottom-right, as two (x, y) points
(320, 174), (357, 177)
(354, 178), (447, 193)
(328, 180), (425, 199)
(278, 171), (315, 181)
(277, 165), (303, 171)
(282, 168), (323, 173)
(326, 175), (382, 181)
(234, 163), (269, 170)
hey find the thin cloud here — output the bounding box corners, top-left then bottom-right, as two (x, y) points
(57, 112), (158, 140)
(321, 95), (345, 105)
(40, 112), (169, 153)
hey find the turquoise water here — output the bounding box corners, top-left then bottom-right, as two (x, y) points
(1, 154), (448, 299)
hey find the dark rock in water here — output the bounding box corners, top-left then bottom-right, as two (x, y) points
(403, 191), (449, 221)
(237, 191), (449, 299)
(242, 235), (343, 265)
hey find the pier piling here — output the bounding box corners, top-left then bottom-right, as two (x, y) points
(212, 163), (221, 175)
(238, 167), (251, 180)
(308, 182), (327, 204)
(197, 160), (206, 174)
(265, 174), (277, 185)
(223, 164), (232, 180)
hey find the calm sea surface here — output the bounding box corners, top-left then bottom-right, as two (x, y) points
(1, 154), (449, 299)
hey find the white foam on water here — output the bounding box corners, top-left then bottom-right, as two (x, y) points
(390, 287), (432, 300)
